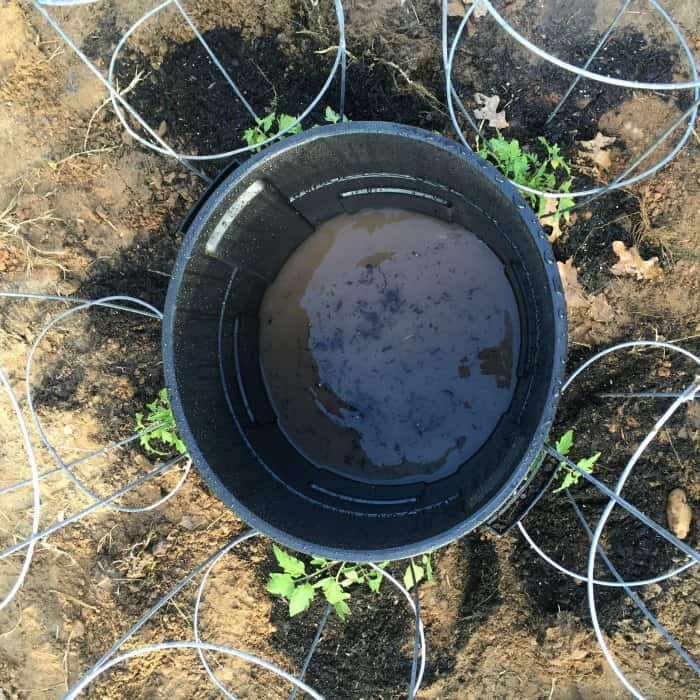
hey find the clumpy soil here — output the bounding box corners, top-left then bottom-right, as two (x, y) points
(0, 0), (698, 698)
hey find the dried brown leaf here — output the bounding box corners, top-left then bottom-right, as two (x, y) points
(558, 258), (615, 343)
(466, 0), (488, 17)
(446, 0), (465, 16)
(588, 294), (614, 323)
(611, 240), (660, 280)
(540, 198), (562, 243)
(578, 132), (617, 171)
(557, 258), (588, 311)
(473, 93), (508, 129)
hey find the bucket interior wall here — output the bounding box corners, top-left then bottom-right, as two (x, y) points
(164, 123), (566, 559)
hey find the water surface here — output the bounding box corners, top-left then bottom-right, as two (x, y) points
(258, 209), (520, 484)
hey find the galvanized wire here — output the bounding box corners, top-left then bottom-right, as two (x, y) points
(1, 314), (697, 698)
(0, 367), (40, 612)
(64, 641), (326, 700)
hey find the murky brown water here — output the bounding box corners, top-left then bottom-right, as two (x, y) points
(258, 209), (521, 484)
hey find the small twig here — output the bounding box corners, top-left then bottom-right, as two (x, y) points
(41, 45), (64, 64)
(84, 70), (146, 149)
(204, 512), (226, 531)
(168, 598), (191, 625)
(49, 589), (99, 612)
(377, 59), (447, 115)
(147, 268), (171, 278)
(52, 146), (116, 168)
(62, 629), (74, 690)
(249, 60), (278, 109)
(663, 429), (685, 471)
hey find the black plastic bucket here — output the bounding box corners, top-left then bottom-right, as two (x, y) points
(163, 122), (567, 561)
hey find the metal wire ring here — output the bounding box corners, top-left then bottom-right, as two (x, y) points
(22, 294), (191, 513)
(0, 368), (41, 611)
(519, 340), (699, 585)
(480, 0), (700, 90)
(63, 641), (325, 700)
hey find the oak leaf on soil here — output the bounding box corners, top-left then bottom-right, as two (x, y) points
(578, 132), (617, 171)
(473, 93), (509, 129)
(611, 240), (660, 280)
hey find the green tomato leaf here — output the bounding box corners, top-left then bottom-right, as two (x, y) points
(577, 452), (601, 474)
(324, 106), (341, 124)
(552, 469), (578, 493)
(367, 571), (383, 593)
(277, 113), (302, 135)
(403, 563), (425, 590)
(422, 554), (434, 583)
(273, 544), (305, 578)
(321, 579), (350, 606)
(310, 556), (329, 567)
(333, 599), (351, 619)
(553, 451), (598, 493)
(289, 583), (315, 617)
(267, 573), (295, 599)
(259, 112), (276, 132)
(555, 429), (574, 457)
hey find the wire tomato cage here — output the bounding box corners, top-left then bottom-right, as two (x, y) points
(443, 0), (700, 218)
(0, 0), (698, 697)
(28, 0), (348, 184)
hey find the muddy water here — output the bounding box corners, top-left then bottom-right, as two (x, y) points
(258, 209), (520, 484)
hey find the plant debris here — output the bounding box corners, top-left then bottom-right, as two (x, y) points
(446, 0), (465, 16)
(558, 258), (614, 342)
(473, 93), (509, 129)
(611, 241), (660, 280)
(578, 132), (617, 171)
(540, 197), (563, 243)
(447, 0), (488, 18)
(558, 258), (588, 310)
(466, 0), (488, 17)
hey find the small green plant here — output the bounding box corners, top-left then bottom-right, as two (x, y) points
(134, 388), (188, 457)
(242, 107), (348, 151)
(322, 106), (348, 124)
(477, 132), (574, 225)
(243, 112), (303, 151)
(552, 429), (600, 493)
(267, 544), (433, 619)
